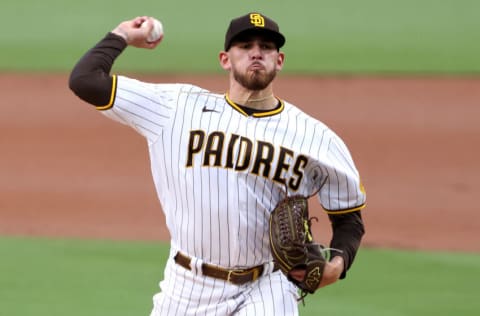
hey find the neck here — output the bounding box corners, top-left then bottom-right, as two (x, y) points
(227, 91), (277, 110)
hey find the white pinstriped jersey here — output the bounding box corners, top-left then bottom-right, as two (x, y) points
(101, 75), (366, 269)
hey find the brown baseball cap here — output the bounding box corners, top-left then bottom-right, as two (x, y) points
(224, 12), (286, 51)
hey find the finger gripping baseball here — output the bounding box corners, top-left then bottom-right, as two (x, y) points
(269, 195), (326, 296)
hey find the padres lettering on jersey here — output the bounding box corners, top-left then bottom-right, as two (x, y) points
(186, 130), (308, 191)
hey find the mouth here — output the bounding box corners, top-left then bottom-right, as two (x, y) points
(249, 62), (265, 71)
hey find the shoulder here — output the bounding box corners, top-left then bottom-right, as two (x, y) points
(282, 100), (322, 123)
(281, 100), (334, 135)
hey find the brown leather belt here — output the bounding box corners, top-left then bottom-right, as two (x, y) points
(174, 252), (276, 285)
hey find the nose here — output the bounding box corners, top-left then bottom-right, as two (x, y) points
(249, 43), (263, 60)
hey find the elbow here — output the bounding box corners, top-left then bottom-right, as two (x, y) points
(67, 70), (112, 106)
(68, 71), (81, 96)
(68, 72), (94, 105)
(68, 68), (89, 100)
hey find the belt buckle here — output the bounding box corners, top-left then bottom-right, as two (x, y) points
(227, 267), (260, 284)
(227, 270), (234, 283)
(251, 267), (260, 281)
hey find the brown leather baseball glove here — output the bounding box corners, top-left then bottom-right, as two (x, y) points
(269, 195), (326, 298)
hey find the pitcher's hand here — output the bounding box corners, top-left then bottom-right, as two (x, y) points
(289, 256), (344, 289)
(112, 16), (163, 49)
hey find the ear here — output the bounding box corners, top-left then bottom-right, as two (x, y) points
(276, 52), (285, 71)
(219, 51), (231, 70)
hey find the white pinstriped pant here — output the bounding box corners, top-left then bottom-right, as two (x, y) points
(149, 249), (300, 316)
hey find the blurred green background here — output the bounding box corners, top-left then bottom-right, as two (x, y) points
(1, 0), (479, 73)
(1, 1), (479, 315)
(2, 236), (479, 316)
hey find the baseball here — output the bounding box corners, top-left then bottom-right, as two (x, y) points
(142, 18), (164, 43)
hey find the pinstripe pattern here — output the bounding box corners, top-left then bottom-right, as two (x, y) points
(101, 75), (366, 314)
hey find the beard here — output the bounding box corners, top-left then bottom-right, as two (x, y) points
(232, 66), (277, 91)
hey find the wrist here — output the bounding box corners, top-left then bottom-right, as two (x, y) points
(331, 256), (345, 274)
(111, 27), (129, 42)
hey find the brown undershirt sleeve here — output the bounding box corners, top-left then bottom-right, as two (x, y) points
(68, 32), (127, 107)
(328, 210), (365, 279)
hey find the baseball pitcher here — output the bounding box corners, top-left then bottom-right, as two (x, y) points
(69, 12), (366, 316)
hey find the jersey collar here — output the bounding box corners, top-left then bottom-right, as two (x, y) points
(225, 93), (284, 117)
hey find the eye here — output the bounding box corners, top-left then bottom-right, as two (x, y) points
(233, 42), (252, 49)
(260, 42), (276, 50)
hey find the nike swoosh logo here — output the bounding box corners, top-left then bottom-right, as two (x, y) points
(202, 106), (219, 113)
